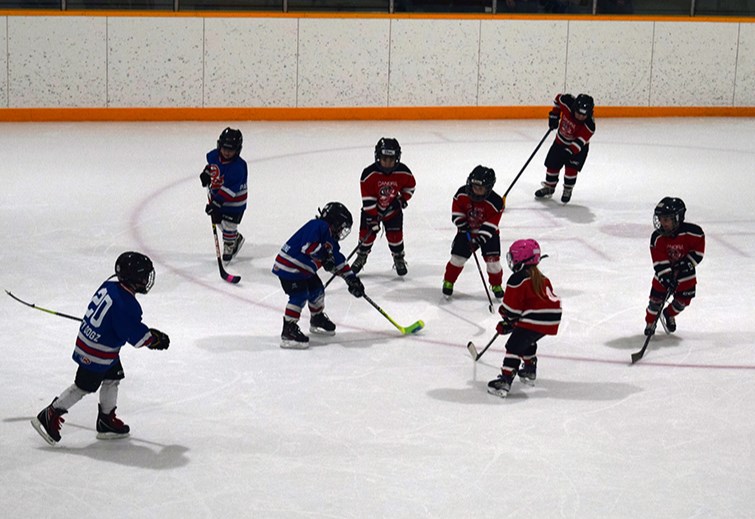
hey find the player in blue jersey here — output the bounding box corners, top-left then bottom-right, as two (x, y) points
(200, 127), (249, 262)
(31, 252), (170, 446)
(272, 202), (365, 349)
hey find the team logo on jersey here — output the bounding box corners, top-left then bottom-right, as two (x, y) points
(207, 164), (223, 190)
(466, 207), (485, 228)
(377, 184), (397, 210)
(666, 244), (685, 262)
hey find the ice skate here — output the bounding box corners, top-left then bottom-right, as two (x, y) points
(534, 183), (555, 199)
(487, 371), (515, 398)
(351, 252), (368, 274)
(644, 321), (656, 337)
(491, 285), (504, 299)
(561, 187), (573, 204)
(392, 253), (408, 277)
(280, 318), (309, 349)
(442, 281), (454, 299)
(31, 398), (66, 446)
(518, 358), (537, 386)
(96, 404), (130, 440)
(223, 233), (244, 262)
(660, 309), (676, 334)
(310, 312), (336, 336)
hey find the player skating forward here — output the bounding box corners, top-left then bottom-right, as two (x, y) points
(644, 197), (705, 336)
(352, 138), (416, 277)
(200, 127), (248, 262)
(31, 252), (170, 445)
(535, 93), (595, 204)
(272, 202), (365, 349)
(488, 240), (561, 398)
(442, 166), (505, 299)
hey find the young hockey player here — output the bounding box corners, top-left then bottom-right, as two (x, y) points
(644, 197), (705, 336)
(272, 202), (365, 349)
(488, 239), (562, 398)
(31, 252), (170, 445)
(442, 165), (505, 299)
(535, 93), (595, 204)
(351, 137), (416, 277)
(200, 127), (248, 262)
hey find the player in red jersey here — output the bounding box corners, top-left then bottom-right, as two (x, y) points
(535, 93), (595, 204)
(644, 197), (705, 336)
(351, 138), (416, 276)
(487, 239), (562, 398)
(442, 166), (505, 299)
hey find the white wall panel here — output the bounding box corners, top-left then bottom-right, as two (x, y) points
(298, 18), (389, 107)
(566, 21), (653, 107)
(389, 19), (480, 106)
(7, 17), (106, 108)
(479, 19), (567, 106)
(108, 17), (203, 107)
(0, 18), (7, 108)
(205, 17), (297, 108)
(734, 23), (755, 106)
(650, 22), (739, 106)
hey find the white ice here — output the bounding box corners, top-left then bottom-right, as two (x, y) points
(1, 118), (754, 518)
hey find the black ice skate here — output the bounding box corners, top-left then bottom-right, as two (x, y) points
(491, 285), (504, 299)
(351, 252), (368, 274)
(660, 309), (676, 334)
(561, 187), (573, 204)
(393, 253), (408, 277)
(518, 358), (537, 385)
(310, 312), (336, 336)
(644, 321), (656, 337)
(534, 183), (555, 199)
(31, 398), (67, 446)
(281, 318), (310, 349)
(487, 371), (515, 398)
(96, 405), (130, 440)
(223, 233), (245, 262)
(442, 281), (454, 298)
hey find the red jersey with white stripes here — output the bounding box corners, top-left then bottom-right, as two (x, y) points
(451, 186), (503, 242)
(551, 93), (595, 156)
(360, 163), (416, 221)
(650, 222), (705, 281)
(500, 269), (562, 335)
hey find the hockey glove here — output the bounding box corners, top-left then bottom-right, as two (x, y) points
(471, 235), (486, 250)
(205, 201), (223, 224)
(456, 222), (470, 234)
(496, 319), (514, 335)
(321, 253), (336, 273)
(549, 112), (560, 130)
(199, 165), (212, 188)
(658, 274), (677, 291)
(674, 258), (694, 274)
(147, 328), (170, 350)
(345, 275), (365, 298)
(399, 196), (408, 209)
(366, 218), (381, 234)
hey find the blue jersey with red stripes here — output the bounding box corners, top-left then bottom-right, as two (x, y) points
(205, 149), (248, 216)
(72, 280), (153, 373)
(272, 218), (353, 281)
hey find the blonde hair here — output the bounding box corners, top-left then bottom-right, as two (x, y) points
(527, 265), (548, 299)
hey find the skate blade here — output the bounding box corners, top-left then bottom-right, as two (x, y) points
(486, 387), (510, 399)
(96, 431), (130, 440)
(30, 418), (58, 446)
(309, 327), (336, 336)
(518, 377), (536, 387)
(279, 340), (310, 350)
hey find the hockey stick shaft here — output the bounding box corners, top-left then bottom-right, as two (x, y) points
(362, 293), (424, 335)
(324, 242), (360, 289)
(468, 234), (495, 313)
(502, 128), (554, 205)
(212, 223), (241, 284)
(631, 288), (673, 364)
(5, 290), (83, 322)
(467, 332), (500, 361)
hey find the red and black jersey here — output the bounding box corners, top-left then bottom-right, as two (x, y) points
(451, 186), (503, 243)
(650, 222), (705, 279)
(360, 163), (416, 221)
(551, 93), (595, 156)
(500, 269), (562, 336)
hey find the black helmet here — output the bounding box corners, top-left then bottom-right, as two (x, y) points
(653, 197), (686, 236)
(374, 138), (401, 171)
(573, 94), (594, 119)
(466, 165), (496, 201)
(115, 251), (155, 294)
(318, 202), (353, 241)
(217, 127), (243, 156)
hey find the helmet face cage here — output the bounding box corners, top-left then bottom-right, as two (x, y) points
(653, 197), (686, 236)
(574, 94), (594, 119)
(115, 252), (155, 294)
(466, 165), (496, 201)
(374, 138), (402, 165)
(217, 128), (243, 155)
(506, 239), (541, 272)
(319, 202), (353, 241)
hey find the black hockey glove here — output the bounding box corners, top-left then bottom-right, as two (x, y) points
(399, 196), (408, 209)
(366, 217), (381, 234)
(457, 222), (470, 234)
(549, 112), (560, 130)
(199, 165), (212, 188)
(321, 253), (336, 273)
(659, 274), (677, 291)
(470, 235), (486, 250)
(345, 275), (364, 298)
(674, 258), (694, 274)
(147, 328), (170, 350)
(496, 319), (514, 335)
(205, 201), (222, 224)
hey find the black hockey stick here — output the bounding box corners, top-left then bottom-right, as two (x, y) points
(501, 128), (553, 208)
(362, 293), (424, 335)
(5, 290), (83, 322)
(324, 243), (360, 289)
(631, 288), (673, 364)
(467, 332), (499, 361)
(469, 237), (495, 314)
(212, 223), (241, 284)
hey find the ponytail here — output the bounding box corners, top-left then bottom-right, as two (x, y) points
(527, 266), (548, 299)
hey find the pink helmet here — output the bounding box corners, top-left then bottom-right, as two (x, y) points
(506, 239), (541, 272)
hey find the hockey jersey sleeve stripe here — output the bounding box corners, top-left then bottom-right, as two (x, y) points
(134, 330), (153, 349)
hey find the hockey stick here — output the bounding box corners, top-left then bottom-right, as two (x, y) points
(212, 223), (241, 284)
(468, 234), (495, 314)
(5, 290), (83, 322)
(631, 288), (673, 364)
(362, 293), (424, 335)
(467, 332), (499, 361)
(501, 128), (553, 208)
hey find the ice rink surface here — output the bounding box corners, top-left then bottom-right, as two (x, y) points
(1, 118), (754, 518)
